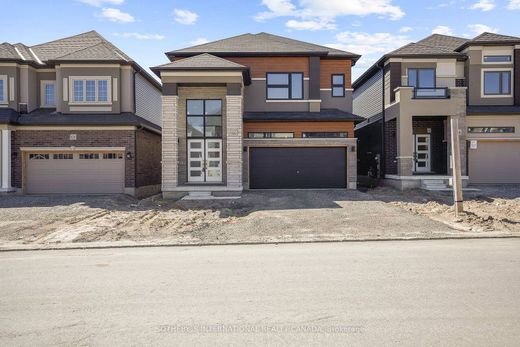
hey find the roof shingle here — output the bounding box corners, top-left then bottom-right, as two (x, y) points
(166, 32), (360, 60)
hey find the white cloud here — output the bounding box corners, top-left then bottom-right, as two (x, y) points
(326, 31), (412, 80)
(399, 26), (412, 33)
(190, 38), (210, 46)
(469, 0), (496, 11)
(286, 19), (336, 31)
(78, 0), (124, 7)
(100, 8), (134, 23)
(254, 0), (405, 31)
(508, 0), (520, 9)
(432, 25), (454, 35)
(114, 32), (165, 40)
(468, 24), (498, 35)
(173, 9), (198, 25)
(327, 31), (411, 56)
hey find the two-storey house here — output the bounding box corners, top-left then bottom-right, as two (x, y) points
(353, 32), (520, 189)
(0, 31), (162, 196)
(152, 32), (363, 198)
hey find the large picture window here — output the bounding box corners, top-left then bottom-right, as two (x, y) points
(266, 72), (303, 100)
(70, 77), (111, 103)
(483, 71), (511, 95)
(187, 99), (222, 138)
(408, 68), (435, 88)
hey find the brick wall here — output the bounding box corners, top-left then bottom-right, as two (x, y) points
(135, 129), (161, 187)
(385, 119), (398, 175)
(11, 130), (136, 188)
(412, 118), (448, 175)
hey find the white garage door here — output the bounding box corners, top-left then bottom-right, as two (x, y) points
(468, 141), (520, 184)
(26, 151), (125, 194)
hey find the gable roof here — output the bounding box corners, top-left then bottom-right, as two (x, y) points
(151, 53), (251, 84)
(166, 32), (360, 61)
(0, 31), (161, 90)
(153, 53), (247, 70)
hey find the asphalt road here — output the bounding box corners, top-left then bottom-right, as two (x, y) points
(1, 239), (520, 346)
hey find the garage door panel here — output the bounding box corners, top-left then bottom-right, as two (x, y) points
(26, 152), (125, 194)
(250, 147), (346, 189)
(469, 141), (520, 184)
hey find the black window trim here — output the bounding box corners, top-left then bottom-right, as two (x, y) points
(186, 99), (223, 139)
(331, 74), (345, 97)
(407, 68), (436, 88)
(266, 72), (304, 100)
(483, 70), (512, 95)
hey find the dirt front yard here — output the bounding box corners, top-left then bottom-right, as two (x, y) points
(0, 187), (518, 249)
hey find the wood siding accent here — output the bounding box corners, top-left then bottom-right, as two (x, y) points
(224, 57), (309, 78)
(243, 121), (355, 138)
(320, 59), (352, 88)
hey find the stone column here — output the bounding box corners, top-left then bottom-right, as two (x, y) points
(161, 95), (179, 192)
(396, 112), (414, 176)
(225, 95), (243, 189)
(452, 88), (467, 176)
(1, 129), (12, 190)
(346, 143), (357, 189)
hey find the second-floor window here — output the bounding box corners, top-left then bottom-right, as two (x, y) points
(331, 74), (345, 97)
(41, 81), (56, 107)
(0, 76), (6, 103)
(408, 68), (435, 88)
(71, 77), (111, 103)
(483, 55), (511, 63)
(483, 70), (511, 96)
(266, 73), (303, 100)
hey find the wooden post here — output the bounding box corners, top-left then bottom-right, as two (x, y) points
(450, 117), (464, 215)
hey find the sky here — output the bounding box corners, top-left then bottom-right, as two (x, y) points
(2, 0), (520, 81)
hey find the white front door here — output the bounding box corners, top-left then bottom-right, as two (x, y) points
(188, 140), (205, 182)
(188, 139), (222, 183)
(414, 134), (431, 173)
(205, 139), (222, 182)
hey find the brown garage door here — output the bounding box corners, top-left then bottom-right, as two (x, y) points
(468, 141), (520, 184)
(26, 151), (125, 194)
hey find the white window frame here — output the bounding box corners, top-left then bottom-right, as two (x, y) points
(482, 55), (512, 64)
(40, 80), (56, 108)
(0, 75), (7, 104)
(68, 76), (112, 105)
(481, 68), (513, 98)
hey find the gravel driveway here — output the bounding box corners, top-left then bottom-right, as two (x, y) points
(0, 188), (516, 248)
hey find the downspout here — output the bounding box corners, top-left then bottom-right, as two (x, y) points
(379, 64), (386, 179)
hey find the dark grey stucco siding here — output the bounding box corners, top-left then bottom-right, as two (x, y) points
(243, 80), (309, 112)
(320, 90), (352, 112)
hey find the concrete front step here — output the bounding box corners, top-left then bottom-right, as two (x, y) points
(182, 191), (241, 200)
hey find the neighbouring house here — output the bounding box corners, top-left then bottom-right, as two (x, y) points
(152, 32), (363, 198)
(353, 32), (520, 190)
(0, 31), (162, 197)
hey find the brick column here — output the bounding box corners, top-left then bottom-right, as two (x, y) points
(161, 95), (178, 191)
(225, 95), (243, 189)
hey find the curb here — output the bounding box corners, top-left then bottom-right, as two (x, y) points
(1, 234), (519, 252)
